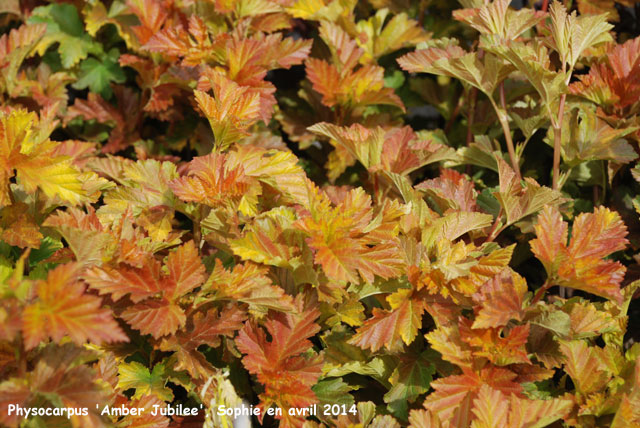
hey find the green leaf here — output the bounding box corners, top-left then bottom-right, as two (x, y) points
(422, 211), (493, 249)
(28, 236), (63, 267)
(0, 256), (12, 286)
(448, 135), (501, 172)
(72, 56), (126, 99)
(384, 351), (435, 421)
(547, 1), (614, 70)
(28, 3), (99, 68)
(528, 307), (571, 337)
(384, 70), (406, 89)
(476, 187), (502, 218)
(384, 351), (435, 404)
(398, 44), (513, 96)
(312, 378), (356, 407)
(117, 361), (174, 401)
(494, 157), (563, 226)
(321, 326), (395, 382)
(48, 3), (84, 36)
(348, 277), (412, 300)
(481, 37), (568, 123)
(545, 106), (638, 167)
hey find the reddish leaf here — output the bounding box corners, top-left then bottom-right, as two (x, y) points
(471, 269), (528, 329)
(120, 298), (186, 338)
(570, 36), (640, 117)
(21, 264), (128, 350)
(531, 206), (628, 302)
(0, 202), (42, 249)
(425, 367), (522, 425)
(0, 24), (47, 63)
(169, 152), (251, 207)
(159, 305), (247, 379)
(30, 344), (110, 426)
(417, 169), (478, 213)
(350, 293), (425, 352)
(205, 260), (295, 315)
(127, 0), (171, 45)
(165, 240), (206, 299)
(236, 308), (323, 426)
(84, 258), (164, 302)
(85, 242), (206, 338)
(460, 319), (531, 366)
(65, 89), (141, 153)
(0, 378), (30, 428)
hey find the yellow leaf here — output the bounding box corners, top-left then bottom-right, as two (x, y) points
(17, 155), (85, 205)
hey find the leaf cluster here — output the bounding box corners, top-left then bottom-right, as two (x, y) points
(2, 1), (640, 428)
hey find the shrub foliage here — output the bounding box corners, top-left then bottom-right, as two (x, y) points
(1, 0), (640, 427)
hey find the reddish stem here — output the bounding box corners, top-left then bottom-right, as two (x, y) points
(532, 280), (552, 304)
(485, 208), (503, 243)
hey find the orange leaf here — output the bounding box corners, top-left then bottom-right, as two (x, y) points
(471, 383), (572, 428)
(296, 187), (404, 283)
(417, 168), (478, 213)
(0, 202), (43, 249)
(531, 206), (628, 302)
(305, 58), (341, 107)
(425, 367), (522, 425)
(205, 260), (295, 315)
(169, 152), (251, 206)
(120, 298), (186, 338)
(159, 305), (247, 379)
(127, 0), (170, 45)
(84, 259), (163, 302)
(350, 292), (425, 352)
(558, 339), (611, 394)
(408, 409), (443, 428)
(236, 308), (323, 426)
(318, 21), (362, 72)
(530, 205), (568, 275)
(460, 319), (531, 366)
(194, 70), (261, 149)
(426, 323), (473, 369)
(471, 269), (527, 329)
(471, 384), (509, 428)
(570, 36), (640, 116)
(21, 264), (128, 350)
(165, 240), (206, 299)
